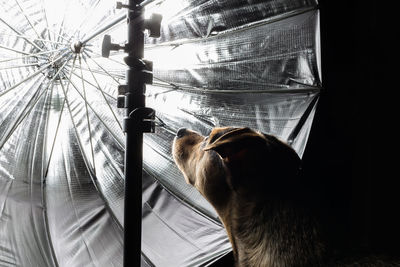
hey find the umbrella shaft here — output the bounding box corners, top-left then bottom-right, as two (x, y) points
(124, 131), (143, 267)
(124, 1), (146, 267)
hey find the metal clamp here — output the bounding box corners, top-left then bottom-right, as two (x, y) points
(123, 57), (153, 85)
(123, 107), (155, 133)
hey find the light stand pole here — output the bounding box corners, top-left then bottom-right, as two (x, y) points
(102, 1), (161, 266)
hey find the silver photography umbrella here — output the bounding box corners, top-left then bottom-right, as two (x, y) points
(0, 0), (321, 266)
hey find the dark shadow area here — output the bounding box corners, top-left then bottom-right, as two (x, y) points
(302, 0), (398, 257)
(211, 1), (397, 266)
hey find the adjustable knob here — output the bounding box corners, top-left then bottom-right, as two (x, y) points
(145, 14), (162, 38)
(116, 1), (130, 9)
(102, 34), (125, 58)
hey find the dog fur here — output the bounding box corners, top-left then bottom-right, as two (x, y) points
(172, 127), (399, 267)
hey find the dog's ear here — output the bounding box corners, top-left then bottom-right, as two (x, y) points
(203, 127), (266, 160)
(204, 127), (301, 198)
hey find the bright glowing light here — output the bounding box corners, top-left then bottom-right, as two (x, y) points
(43, 0), (67, 27)
(42, 0), (119, 41)
(146, 1), (190, 20)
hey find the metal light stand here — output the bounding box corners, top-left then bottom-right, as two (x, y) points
(102, 1), (162, 266)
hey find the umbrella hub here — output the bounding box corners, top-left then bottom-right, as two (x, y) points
(70, 41), (84, 54)
(38, 52), (67, 80)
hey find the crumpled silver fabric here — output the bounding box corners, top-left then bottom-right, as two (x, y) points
(0, 0), (320, 266)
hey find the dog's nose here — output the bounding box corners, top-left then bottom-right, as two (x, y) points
(176, 128), (188, 138)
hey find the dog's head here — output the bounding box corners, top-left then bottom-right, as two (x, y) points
(172, 127), (301, 207)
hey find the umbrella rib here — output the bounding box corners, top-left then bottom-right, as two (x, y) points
(78, 54), (96, 175)
(0, 33), (69, 46)
(149, 79), (321, 94)
(0, 50), (70, 99)
(57, 67), (125, 242)
(83, 52), (121, 85)
(0, 66), (48, 97)
(0, 78), (50, 151)
(44, 55), (78, 178)
(85, 51), (126, 67)
(55, 0), (75, 45)
(0, 75), (45, 149)
(0, 63), (39, 70)
(13, 0), (49, 50)
(0, 17), (43, 52)
(55, 19), (70, 46)
(0, 55), (73, 151)
(68, 0), (101, 41)
(61, 71), (124, 148)
(81, 54), (123, 131)
(39, 65), (60, 267)
(0, 48), (67, 63)
(80, 13), (126, 45)
(40, 0), (54, 50)
(63, 67), (116, 100)
(0, 44), (31, 56)
(54, 75), (98, 265)
(68, 63), (125, 80)
(50, 20), (73, 46)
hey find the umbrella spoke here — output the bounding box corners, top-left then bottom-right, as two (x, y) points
(139, 0), (165, 8)
(0, 44), (31, 56)
(56, 70), (94, 176)
(44, 17), (73, 46)
(55, 20), (71, 46)
(40, 0), (54, 49)
(0, 50), (70, 98)
(44, 55), (78, 178)
(0, 48), (67, 63)
(61, 71), (124, 149)
(85, 50), (126, 67)
(13, 0), (50, 50)
(64, 67), (116, 100)
(81, 53), (123, 131)
(68, 63), (125, 80)
(83, 52), (122, 85)
(68, 0), (101, 41)
(0, 32), (69, 46)
(55, 0), (75, 44)
(78, 54), (96, 175)
(54, 0), (78, 46)
(0, 75), (46, 150)
(0, 63), (39, 70)
(0, 54), (72, 151)
(0, 65), (49, 97)
(80, 13), (126, 45)
(0, 17), (43, 52)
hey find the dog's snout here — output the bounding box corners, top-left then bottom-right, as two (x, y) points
(176, 128), (188, 138)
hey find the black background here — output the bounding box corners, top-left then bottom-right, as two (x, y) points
(302, 0), (398, 254)
(213, 1), (397, 265)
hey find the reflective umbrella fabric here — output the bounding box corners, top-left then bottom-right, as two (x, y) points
(0, 0), (321, 266)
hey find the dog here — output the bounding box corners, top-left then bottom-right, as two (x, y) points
(172, 127), (399, 267)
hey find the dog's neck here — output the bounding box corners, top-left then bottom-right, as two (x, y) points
(218, 193), (325, 267)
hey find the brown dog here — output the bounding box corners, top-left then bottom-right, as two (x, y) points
(172, 127), (399, 267)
